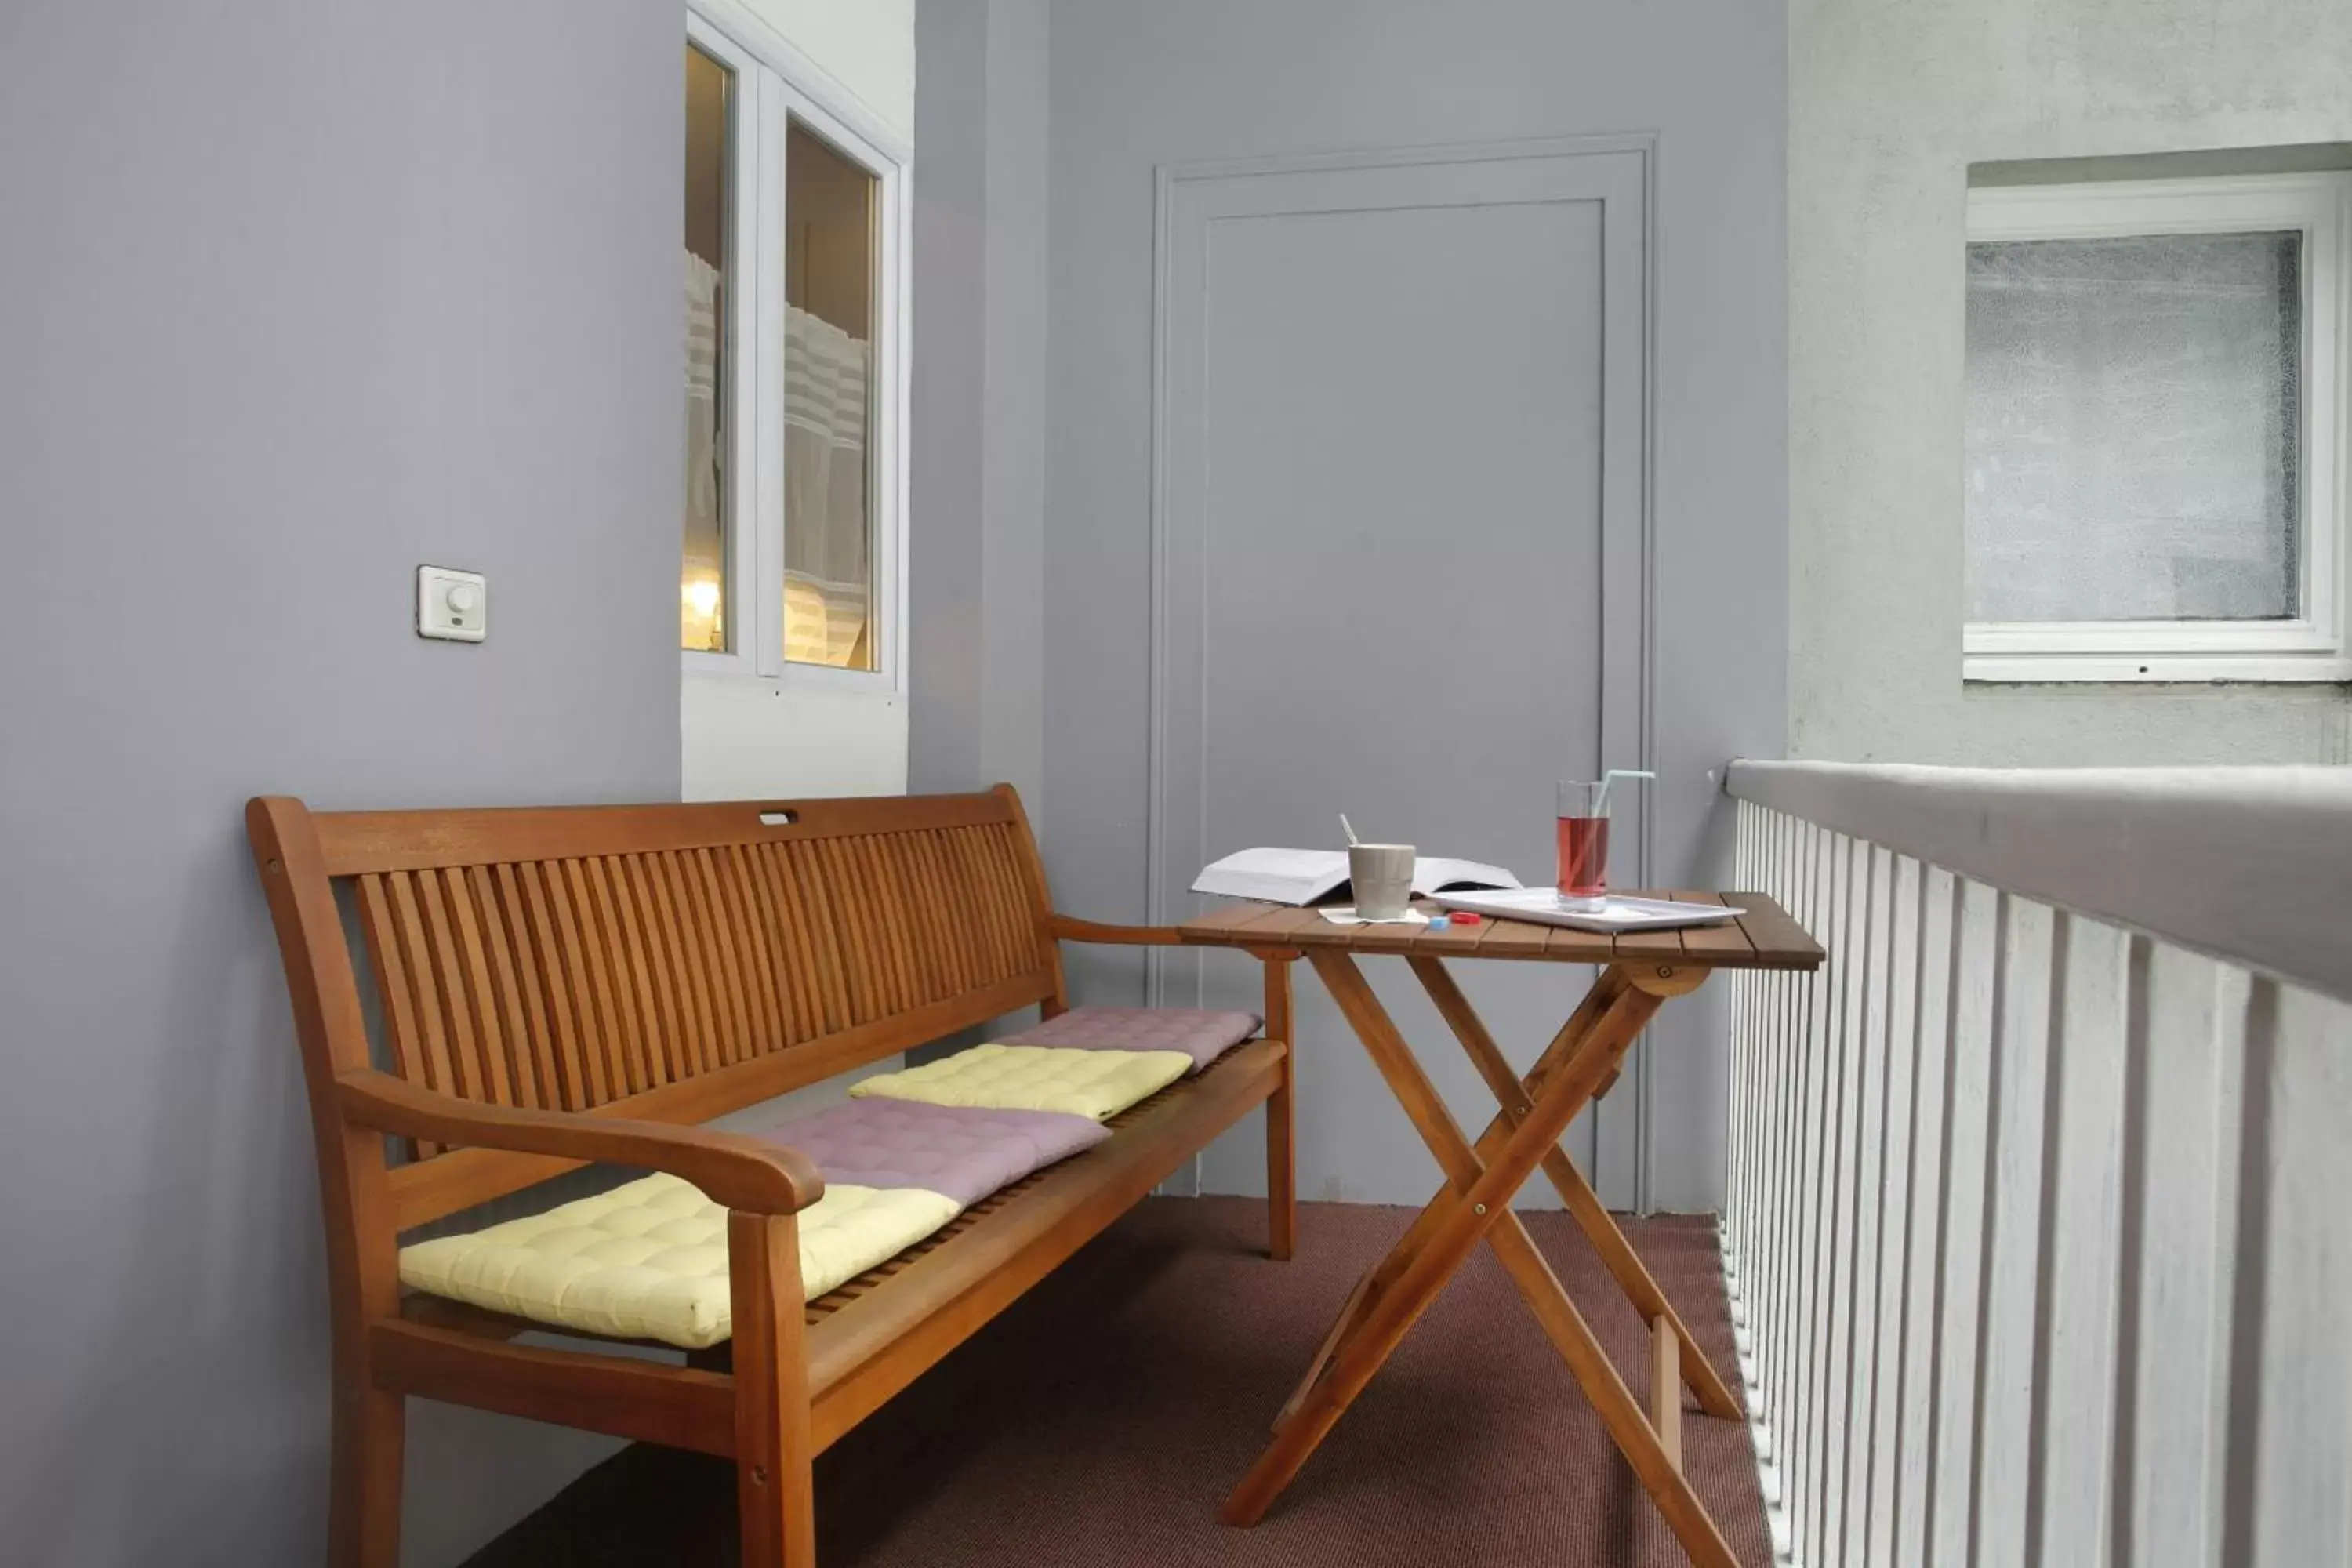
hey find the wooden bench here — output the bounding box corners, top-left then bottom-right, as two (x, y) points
(247, 786), (1297, 1568)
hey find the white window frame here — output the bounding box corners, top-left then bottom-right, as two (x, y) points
(1962, 172), (2352, 684)
(684, 1), (912, 695)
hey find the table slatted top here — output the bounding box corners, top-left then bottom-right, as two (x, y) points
(1178, 891), (1823, 969)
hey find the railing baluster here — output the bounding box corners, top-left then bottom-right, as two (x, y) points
(1727, 800), (1753, 1281)
(1762, 809), (1785, 1423)
(1838, 844), (1893, 1567)
(2024, 916), (2129, 1565)
(2245, 979), (2352, 1563)
(1928, 880), (1998, 1565)
(2129, 946), (2243, 1567)
(2219, 970), (2279, 1568)
(1972, 897), (2056, 1568)
(1777, 808), (1805, 1453)
(1819, 834), (1874, 1565)
(1788, 832), (1844, 1561)
(1892, 867), (1960, 1566)
(2110, 935), (2155, 1568)
(1771, 805), (1798, 1429)
(1862, 851), (1922, 1566)
(1755, 808), (1784, 1413)
(1790, 814), (1828, 1529)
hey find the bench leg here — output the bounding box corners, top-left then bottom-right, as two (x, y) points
(1262, 954), (1296, 1261)
(731, 1212), (817, 1568)
(328, 1377), (403, 1568)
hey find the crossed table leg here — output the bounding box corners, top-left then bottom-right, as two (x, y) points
(1220, 949), (1744, 1568)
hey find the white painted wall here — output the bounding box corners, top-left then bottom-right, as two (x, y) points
(1788, 0), (2352, 766)
(975, 0), (1049, 815)
(906, 0), (1050, 821)
(738, 0), (914, 140)
(683, 0), (916, 804)
(681, 673), (908, 798)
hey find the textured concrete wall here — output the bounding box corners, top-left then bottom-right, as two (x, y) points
(1789, 0), (2352, 764)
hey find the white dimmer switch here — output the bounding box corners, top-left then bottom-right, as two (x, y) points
(417, 565), (488, 643)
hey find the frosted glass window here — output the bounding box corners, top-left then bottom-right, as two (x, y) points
(1965, 230), (2302, 623)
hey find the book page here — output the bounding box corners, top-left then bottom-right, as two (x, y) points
(1190, 847), (1350, 905)
(1213, 848), (1348, 880)
(1409, 856), (1523, 895)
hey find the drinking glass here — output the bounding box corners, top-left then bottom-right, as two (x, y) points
(1555, 780), (1610, 902)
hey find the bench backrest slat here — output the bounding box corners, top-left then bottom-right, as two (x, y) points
(250, 788), (1062, 1229)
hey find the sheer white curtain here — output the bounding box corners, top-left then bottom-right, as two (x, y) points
(681, 252), (725, 649)
(782, 303), (871, 666)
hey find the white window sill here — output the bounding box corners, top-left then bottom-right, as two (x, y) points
(1963, 652), (2352, 684)
(681, 659), (903, 701)
(1965, 618), (2352, 683)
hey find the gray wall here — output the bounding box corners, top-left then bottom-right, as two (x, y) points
(0, 2), (680, 1563)
(909, 0), (1049, 812)
(1789, 0), (2352, 765)
(908, 0), (991, 793)
(1039, 0), (1789, 1212)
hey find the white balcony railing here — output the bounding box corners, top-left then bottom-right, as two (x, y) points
(1720, 760), (2352, 1568)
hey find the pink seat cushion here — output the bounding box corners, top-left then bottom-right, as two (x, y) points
(747, 1098), (1109, 1209)
(1000, 1006), (1261, 1073)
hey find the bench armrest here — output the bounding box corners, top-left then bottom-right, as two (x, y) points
(336, 1070), (825, 1215)
(1045, 913), (1189, 946)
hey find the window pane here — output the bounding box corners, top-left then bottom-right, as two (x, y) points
(682, 44), (731, 653)
(1965, 230), (2302, 623)
(782, 122), (878, 670)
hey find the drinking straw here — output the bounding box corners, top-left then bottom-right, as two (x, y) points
(1592, 769), (1657, 817)
(1340, 813), (1361, 847)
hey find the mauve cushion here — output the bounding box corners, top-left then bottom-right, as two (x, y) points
(746, 1098), (1109, 1209)
(1000, 1006), (1261, 1072)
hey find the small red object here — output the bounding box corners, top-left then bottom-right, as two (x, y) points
(1452, 911), (1482, 924)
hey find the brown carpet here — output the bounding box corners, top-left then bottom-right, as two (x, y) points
(463, 1197), (1770, 1568)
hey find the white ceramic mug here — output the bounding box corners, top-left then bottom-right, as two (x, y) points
(1348, 843), (1416, 920)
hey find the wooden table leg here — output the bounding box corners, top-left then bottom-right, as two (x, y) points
(1270, 964), (1637, 1429)
(1481, 1222), (1728, 1568)
(1653, 1316), (1684, 1474)
(1223, 965), (1660, 1498)
(1408, 955), (1744, 1420)
(1272, 972), (1631, 1428)
(1259, 949), (1298, 1261)
(1225, 955), (1740, 1568)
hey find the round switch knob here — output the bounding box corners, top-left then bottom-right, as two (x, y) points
(445, 582), (479, 615)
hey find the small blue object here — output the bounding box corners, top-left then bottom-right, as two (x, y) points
(1428, 915), (1450, 931)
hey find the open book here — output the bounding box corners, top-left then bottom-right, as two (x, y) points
(1191, 848), (1522, 906)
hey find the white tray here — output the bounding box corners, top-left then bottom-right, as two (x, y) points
(1432, 889), (1746, 933)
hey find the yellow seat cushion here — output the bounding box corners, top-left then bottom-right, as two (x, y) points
(397, 1173), (958, 1350)
(848, 1043), (1192, 1122)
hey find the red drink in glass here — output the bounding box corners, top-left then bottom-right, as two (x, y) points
(1555, 814), (1610, 898)
(1555, 779), (1610, 900)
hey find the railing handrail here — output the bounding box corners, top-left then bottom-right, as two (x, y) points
(1725, 758), (2352, 1004)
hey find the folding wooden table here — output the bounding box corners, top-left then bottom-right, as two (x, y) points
(1178, 892), (1823, 1568)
